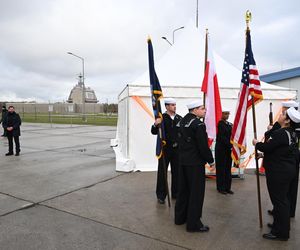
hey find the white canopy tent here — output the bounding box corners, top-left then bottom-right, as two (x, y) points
(111, 22), (297, 172)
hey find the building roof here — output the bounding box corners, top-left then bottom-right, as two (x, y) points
(260, 67), (300, 83)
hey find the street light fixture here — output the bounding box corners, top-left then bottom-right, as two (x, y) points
(162, 26), (184, 46)
(172, 26), (184, 44)
(161, 36), (172, 46)
(67, 52), (86, 121)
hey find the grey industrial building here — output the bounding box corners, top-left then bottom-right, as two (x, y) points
(261, 67), (300, 100)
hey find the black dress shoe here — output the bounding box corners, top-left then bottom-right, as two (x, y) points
(267, 209), (273, 215)
(263, 233), (288, 241)
(15, 152), (20, 156)
(226, 190), (234, 194)
(187, 225), (209, 233)
(157, 198), (165, 204)
(5, 152), (13, 156)
(267, 223), (273, 228)
(175, 220), (185, 225)
(218, 190), (227, 195)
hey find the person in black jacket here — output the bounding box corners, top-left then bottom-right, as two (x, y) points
(215, 108), (233, 195)
(151, 98), (182, 204)
(175, 100), (214, 232)
(2, 106), (22, 156)
(264, 101), (299, 218)
(253, 107), (300, 241)
(1, 105), (8, 137)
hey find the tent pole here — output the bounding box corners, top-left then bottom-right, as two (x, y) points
(196, 0), (199, 28)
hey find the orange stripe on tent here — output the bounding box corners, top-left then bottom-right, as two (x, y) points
(131, 96), (154, 119)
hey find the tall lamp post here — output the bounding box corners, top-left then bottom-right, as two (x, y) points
(162, 26), (184, 46)
(172, 26), (184, 44)
(67, 52), (86, 121)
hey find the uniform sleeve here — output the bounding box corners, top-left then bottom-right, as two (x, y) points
(256, 130), (288, 153)
(264, 122), (281, 141)
(195, 123), (214, 164)
(151, 124), (158, 135)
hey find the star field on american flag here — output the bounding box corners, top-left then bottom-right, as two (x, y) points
(242, 54), (250, 86)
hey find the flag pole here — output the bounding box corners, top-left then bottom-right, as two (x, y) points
(203, 28), (208, 107)
(148, 37), (171, 207)
(155, 84), (171, 208)
(157, 123), (171, 208)
(269, 102), (273, 126)
(252, 96), (263, 228)
(246, 10), (263, 228)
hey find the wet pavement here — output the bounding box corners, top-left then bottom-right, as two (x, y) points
(0, 123), (299, 249)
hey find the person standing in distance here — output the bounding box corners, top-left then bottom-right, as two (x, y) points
(215, 108), (234, 195)
(2, 106), (22, 156)
(1, 105), (8, 137)
(151, 98), (182, 204)
(175, 101), (214, 232)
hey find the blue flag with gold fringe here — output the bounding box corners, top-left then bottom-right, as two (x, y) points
(148, 38), (165, 158)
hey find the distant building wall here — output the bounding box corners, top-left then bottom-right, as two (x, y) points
(5, 103), (111, 114)
(261, 67), (300, 101)
(267, 77), (300, 100)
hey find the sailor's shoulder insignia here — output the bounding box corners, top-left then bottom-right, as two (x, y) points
(184, 118), (196, 127)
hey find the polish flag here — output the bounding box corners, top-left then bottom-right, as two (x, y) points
(201, 36), (222, 146)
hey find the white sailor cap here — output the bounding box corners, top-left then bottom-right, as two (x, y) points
(222, 107), (230, 113)
(187, 100), (203, 110)
(164, 98), (176, 105)
(287, 107), (300, 123)
(282, 100), (299, 108)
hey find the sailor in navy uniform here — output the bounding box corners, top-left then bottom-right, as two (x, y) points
(265, 101), (300, 218)
(253, 107), (300, 241)
(151, 98), (182, 204)
(175, 100), (214, 232)
(215, 108), (234, 195)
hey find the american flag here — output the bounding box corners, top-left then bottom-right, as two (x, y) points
(231, 29), (263, 164)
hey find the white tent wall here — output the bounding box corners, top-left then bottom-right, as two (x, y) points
(112, 84), (297, 172)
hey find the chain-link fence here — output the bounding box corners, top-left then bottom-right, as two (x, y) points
(1, 103), (118, 126)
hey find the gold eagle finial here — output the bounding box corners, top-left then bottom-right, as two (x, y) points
(245, 10), (252, 27)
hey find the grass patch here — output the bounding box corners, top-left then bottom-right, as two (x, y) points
(20, 113), (117, 126)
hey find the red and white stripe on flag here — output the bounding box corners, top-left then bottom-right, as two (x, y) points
(249, 65), (263, 103)
(231, 82), (249, 164)
(201, 35), (222, 147)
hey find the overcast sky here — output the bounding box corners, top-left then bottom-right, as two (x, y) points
(0, 0), (299, 103)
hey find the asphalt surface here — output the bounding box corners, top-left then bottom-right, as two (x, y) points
(0, 123), (299, 250)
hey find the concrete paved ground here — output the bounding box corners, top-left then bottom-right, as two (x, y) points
(0, 123), (299, 250)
